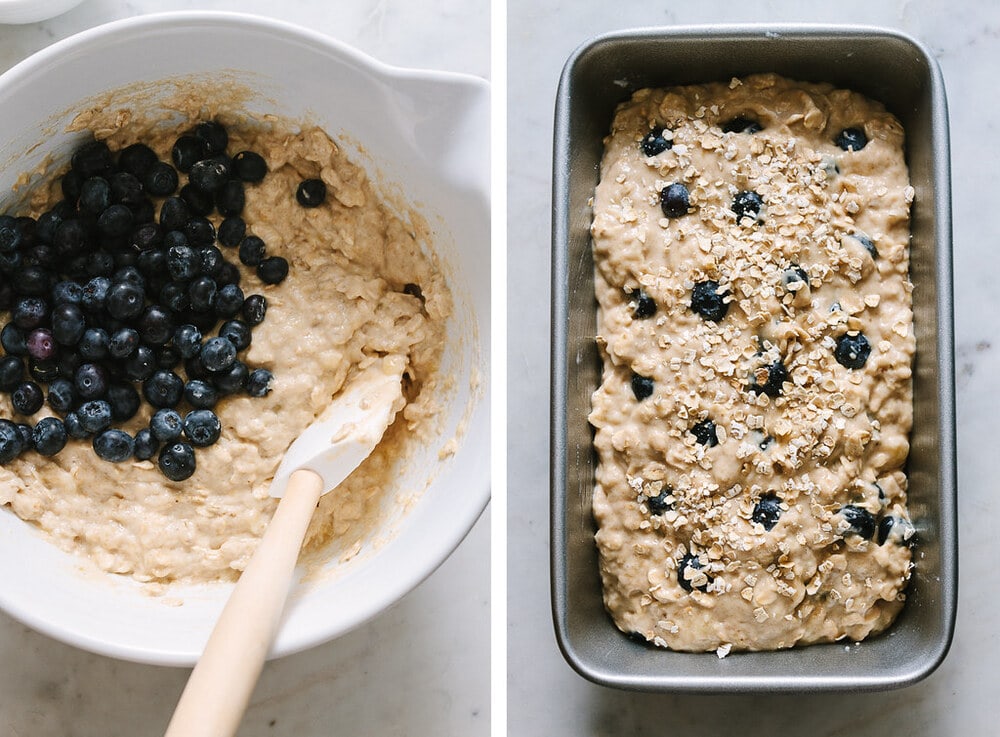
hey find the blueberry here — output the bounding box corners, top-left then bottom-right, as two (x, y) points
(156, 345), (182, 370)
(51, 303), (86, 346)
(75, 362), (108, 400)
(16, 423), (33, 451)
(106, 281), (145, 320)
(13, 296), (48, 330)
(172, 135), (206, 173)
(0, 215), (22, 253)
(184, 379), (218, 409)
(108, 327), (139, 359)
(629, 290), (656, 319)
(71, 140), (113, 179)
(640, 126), (672, 156)
(691, 419), (718, 447)
(246, 368), (273, 397)
(850, 232), (878, 259)
(34, 211), (63, 246)
(81, 276), (111, 311)
(53, 219), (88, 257)
(46, 378), (75, 413)
(877, 515), (915, 546)
(257, 256), (289, 285)
(877, 516), (895, 546)
(173, 324), (203, 359)
(752, 493), (782, 531)
(241, 294), (267, 326)
(721, 116), (762, 134)
(836, 127), (868, 151)
(659, 183), (690, 218)
(179, 183), (215, 216)
(677, 553), (710, 593)
(129, 427), (158, 461)
(781, 265), (809, 291)
(630, 373), (653, 401)
(749, 360), (789, 398)
(183, 409), (221, 447)
(158, 441), (196, 481)
(26, 328), (58, 361)
(834, 333), (871, 370)
(33, 417), (67, 457)
(15, 266), (51, 296)
(107, 382), (141, 421)
(296, 179), (326, 207)
(85, 251), (115, 278)
(194, 121), (228, 155)
(167, 245), (199, 281)
(114, 266), (145, 288)
(645, 486), (673, 515)
(189, 157), (231, 194)
(52, 280), (83, 306)
(200, 337), (236, 372)
(76, 399), (112, 434)
(136, 249), (167, 280)
(144, 162), (179, 197)
(233, 151), (267, 183)
(11, 381), (44, 414)
(1, 324), (27, 356)
(0, 420), (23, 463)
(691, 280), (729, 322)
(188, 276), (217, 312)
(97, 204), (133, 238)
(216, 262), (241, 287)
(150, 408), (184, 442)
(159, 281), (190, 314)
(238, 236), (265, 267)
(213, 361), (248, 394)
(93, 429), (134, 462)
(732, 190), (764, 222)
(220, 319), (251, 351)
(0, 355), (24, 391)
(214, 283), (244, 318)
(109, 171), (145, 208)
(143, 369), (184, 408)
(215, 180), (245, 217)
(218, 217), (246, 248)
(30, 359), (60, 383)
(118, 143), (158, 178)
(63, 411), (88, 439)
(839, 505), (876, 539)
(160, 196), (191, 231)
(138, 305), (175, 345)
(197, 246), (224, 277)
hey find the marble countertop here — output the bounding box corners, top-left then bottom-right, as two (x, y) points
(509, 0), (991, 735)
(0, 2), (489, 736)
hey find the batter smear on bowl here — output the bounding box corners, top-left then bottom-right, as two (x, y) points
(589, 74), (915, 653)
(0, 99), (451, 584)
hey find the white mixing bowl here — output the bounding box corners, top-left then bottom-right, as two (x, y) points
(0, 12), (490, 666)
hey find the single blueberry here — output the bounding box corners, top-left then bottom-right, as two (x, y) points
(691, 280), (730, 322)
(143, 369), (184, 408)
(108, 327), (140, 359)
(194, 121), (228, 155)
(232, 151), (267, 183)
(659, 183), (690, 218)
(11, 381), (44, 415)
(81, 276), (111, 312)
(97, 204), (133, 238)
(246, 368), (273, 397)
(114, 266), (145, 287)
(691, 419), (718, 447)
(144, 162), (180, 197)
(160, 197), (191, 231)
(167, 244), (199, 281)
(749, 360), (790, 398)
(133, 428), (159, 461)
(721, 116), (763, 134)
(257, 256), (289, 285)
(0, 419), (23, 463)
(213, 361), (248, 394)
(106, 281), (145, 320)
(0, 215), (22, 253)
(836, 127), (868, 152)
(189, 157), (231, 194)
(630, 373), (653, 401)
(677, 553), (710, 593)
(238, 236), (266, 267)
(76, 399), (112, 434)
(188, 276), (217, 313)
(184, 379), (219, 409)
(200, 337), (237, 372)
(630, 290), (656, 319)
(214, 283), (245, 318)
(93, 429), (134, 462)
(26, 328), (58, 361)
(179, 183), (215, 217)
(216, 262), (241, 287)
(241, 294), (267, 326)
(156, 345), (182, 370)
(159, 281), (191, 314)
(109, 171), (145, 208)
(70, 140), (113, 179)
(0, 355), (24, 391)
(158, 441), (196, 481)
(117, 143), (158, 178)
(75, 362), (108, 400)
(53, 219), (88, 257)
(781, 265), (809, 291)
(834, 333), (871, 370)
(173, 324), (203, 359)
(220, 319), (252, 351)
(215, 180), (245, 217)
(14, 266), (51, 296)
(63, 411), (88, 439)
(752, 494), (782, 531)
(33, 417), (67, 457)
(46, 378), (75, 413)
(138, 305), (175, 346)
(296, 179), (326, 208)
(85, 251), (115, 279)
(125, 345), (158, 382)
(1, 324), (27, 356)
(197, 246), (224, 278)
(640, 126), (672, 156)
(30, 359), (60, 384)
(171, 135), (206, 173)
(15, 423), (33, 451)
(732, 190), (764, 222)
(839, 505), (876, 539)
(850, 232), (879, 259)
(183, 409), (221, 447)
(52, 280), (84, 306)
(150, 408), (184, 442)
(13, 296), (49, 330)
(645, 485), (673, 515)
(77, 329), (109, 361)
(107, 382), (141, 422)
(218, 217), (246, 248)
(50, 303), (86, 346)
(877, 516), (895, 546)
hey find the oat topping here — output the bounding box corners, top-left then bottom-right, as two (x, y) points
(590, 74), (914, 652)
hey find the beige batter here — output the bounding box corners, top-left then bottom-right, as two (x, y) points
(590, 74), (915, 653)
(0, 101), (450, 584)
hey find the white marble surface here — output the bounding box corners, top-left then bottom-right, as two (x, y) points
(509, 1), (992, 735)
(0, 2), (489, 736)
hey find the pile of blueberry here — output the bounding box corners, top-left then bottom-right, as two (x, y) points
(0, 121), (308, 481)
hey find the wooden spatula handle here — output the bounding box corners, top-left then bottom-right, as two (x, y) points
(164, 468), (324, 737)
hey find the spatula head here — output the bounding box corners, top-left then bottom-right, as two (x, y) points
(268, 359), (405, 498)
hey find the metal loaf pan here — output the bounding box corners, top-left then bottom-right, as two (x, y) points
(550, 25), (956, 692)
